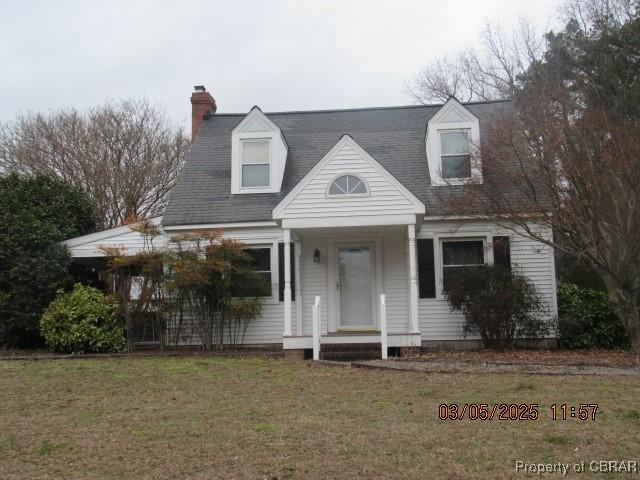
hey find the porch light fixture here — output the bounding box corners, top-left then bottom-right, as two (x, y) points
(313, 249), (321, 263)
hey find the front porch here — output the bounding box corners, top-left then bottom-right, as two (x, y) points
(279, 224), (422, 359)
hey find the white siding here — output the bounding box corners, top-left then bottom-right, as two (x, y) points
(66, 219), (557, 346)
(63, 217), (166, 258)
(300, 239), (328, 336)
(278, 142), (419, 220)
(417, 221), (557, 341)
(67, 224), (288, 346)
(297, 233), (412, 335)
(194, 225), (288, 345)
(382, 236), (410, 333)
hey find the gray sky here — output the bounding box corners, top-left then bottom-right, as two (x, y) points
(0, 0), (563, 130)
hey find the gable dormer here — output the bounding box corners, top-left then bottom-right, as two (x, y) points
(231, 106), (288, 194)
(273, 135), (424, 228)
(425, 97), (482, 186)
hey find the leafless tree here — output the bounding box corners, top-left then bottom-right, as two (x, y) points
(444, 83), (640, 351)
(562, 0), (636, 34)
(414, 0), (640, 349)
(0, 98), (189, 229)
(406, 19), (544, 103)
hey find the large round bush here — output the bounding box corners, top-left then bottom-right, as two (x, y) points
(40, 284), (126, 354)
(558, 283), (630, 349)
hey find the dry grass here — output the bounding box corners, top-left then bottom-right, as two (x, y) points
(414, 349), (640, 368)
(1, 357), (639, 479)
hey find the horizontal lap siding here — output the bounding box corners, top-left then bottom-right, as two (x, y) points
(282, 144), (416, 219)
(215, 226), (286, 344)
(161, 226), (288, 346)
(301, 239), (328, 336)
(66, 230), (168, 257)
(242, 302), (289, 344)
(167, 302), (291, 346)
(297, 235), (412, 335)
(417, 221), (557, 341)
(382, 236), (410, 333)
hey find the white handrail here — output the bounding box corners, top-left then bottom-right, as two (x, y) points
(380, 293), (388, 360)
(312, 296), (321, 360)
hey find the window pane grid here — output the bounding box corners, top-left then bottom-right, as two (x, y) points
(236, 247), (272, 298)
(328, 175), (368, 195)
(441, 240), (484, 292)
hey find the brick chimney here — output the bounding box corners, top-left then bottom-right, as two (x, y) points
(190, 85), (217, 140)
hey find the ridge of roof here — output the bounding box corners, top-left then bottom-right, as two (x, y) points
(212, 98), (512, 117)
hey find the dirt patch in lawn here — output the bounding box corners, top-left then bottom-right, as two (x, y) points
(410, 349), (640, 368)
(1, 356), (639, 480)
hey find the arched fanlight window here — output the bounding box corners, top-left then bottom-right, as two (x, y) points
(328, 175), (368, 195)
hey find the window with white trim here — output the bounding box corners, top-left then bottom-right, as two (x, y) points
(328, 175), (368, 195)
(231, 107), (287, 194)
(440, 130), (471, 179)
(241, 139), (270, 188)
(441, 239), (485, 292)
(232, 247), (272, 298)
(425, 98), (482, 186)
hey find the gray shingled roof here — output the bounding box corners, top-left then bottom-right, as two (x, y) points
(162, 100), (513, 226)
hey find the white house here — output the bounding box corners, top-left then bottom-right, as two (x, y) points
(64, 86), (558, 358)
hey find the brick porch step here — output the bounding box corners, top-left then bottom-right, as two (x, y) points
(320, 343), (382, 361)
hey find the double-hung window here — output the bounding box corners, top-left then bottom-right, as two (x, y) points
(234, 247), (272, 298)
(440, 130), (471, 179)
(441, 239), (485, 291)
(241, 139), (270, 188)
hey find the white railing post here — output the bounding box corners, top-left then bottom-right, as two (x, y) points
(312, 296), (321, 360)
(380, 293), (388, 360)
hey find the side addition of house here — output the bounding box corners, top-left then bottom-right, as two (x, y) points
(65, 87), (558, 357)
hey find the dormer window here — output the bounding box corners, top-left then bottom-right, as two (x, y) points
(241, 139), (271, 188)
(328, 174), (368, 196)
(231, 106), (288, 194)
(425, 98), (482, 186)
(440, 130), (471, 179)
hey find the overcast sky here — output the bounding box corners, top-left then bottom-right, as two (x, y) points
(0, 0), (563, 130)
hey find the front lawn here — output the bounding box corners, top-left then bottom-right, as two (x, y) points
(1, 356), (639, 479)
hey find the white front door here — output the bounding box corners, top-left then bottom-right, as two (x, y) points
(337, 245), (375, 329)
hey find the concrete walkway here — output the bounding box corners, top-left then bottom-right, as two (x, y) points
(351, 359), (640, 376)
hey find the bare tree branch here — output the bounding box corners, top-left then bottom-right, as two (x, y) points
(406, 18), (544, 103)
(0, 98), (189, 229)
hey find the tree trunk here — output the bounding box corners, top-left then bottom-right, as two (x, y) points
(620, 309), (640, 353)
(601, 274), (640, 352)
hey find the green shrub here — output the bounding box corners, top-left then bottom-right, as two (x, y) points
(0, 174), (96, 347)
(40, 284), (126, 354)
(558, 282), (630, 349)
(445, 265), (550, 350)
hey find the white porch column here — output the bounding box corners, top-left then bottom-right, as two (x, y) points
(283, 228), (292, 337)
(407, 224), (420, 333)
(312, 296), (321, 360)
(380, 294), (388, 359)
(294, 241), (303, 335)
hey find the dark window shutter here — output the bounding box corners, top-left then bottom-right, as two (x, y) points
(278, 242), (295, 302)
(278, 243), (284, 301)
(290, 243), (295, 301)
(417, 238), (436, 298)
(493, 236), (511, 268)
